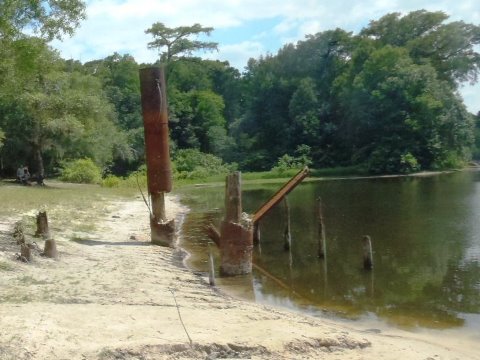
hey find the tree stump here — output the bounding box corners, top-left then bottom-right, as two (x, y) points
(35, 211), (50, 238)
(20, 243), (31, 262)
(43, 239), (58, 259)
(207, 172), (253, 276)
(150, 218), (176, 246)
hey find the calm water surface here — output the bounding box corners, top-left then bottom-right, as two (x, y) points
(177, 171), (480, 336)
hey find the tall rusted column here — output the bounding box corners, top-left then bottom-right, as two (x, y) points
(139, 66), (175, 247)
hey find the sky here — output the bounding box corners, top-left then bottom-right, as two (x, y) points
(51, 0), (480, 114)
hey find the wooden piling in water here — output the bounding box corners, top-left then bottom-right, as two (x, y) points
(283, 196), (291, 251)
(206, 172), (253, 276)
(253, 222), (260, 245)
(362, 235), (373, 270)
(317, 197), (326, 259)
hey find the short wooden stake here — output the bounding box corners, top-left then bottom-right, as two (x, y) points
(253, 222), (261, 245)
(43, 239), (58, 259)
(35, 211), (49, 238)
(362, 235), (373, 270)
(283, 197), (291, 251)
(317, 197), (326, 259)
(208, 243), (216, 286)
(20, 243), (31, 262)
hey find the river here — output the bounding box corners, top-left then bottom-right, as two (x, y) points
(176, 170), (480, 340)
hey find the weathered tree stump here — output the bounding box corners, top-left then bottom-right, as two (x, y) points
(13, 221), (25, 245)
(317, 197), (327, 259)
(362, 235), (373, 270)
(207, 172), (253, 276)
(20, 243), (31, 262)
(43, 239), (58, 259)
(35, 211), (50, 238)
(150, 217), (176, 246)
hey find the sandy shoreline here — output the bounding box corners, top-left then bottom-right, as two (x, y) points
(0, 194), (479, 359)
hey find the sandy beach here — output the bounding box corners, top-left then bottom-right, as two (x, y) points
(0, 194), (478, 359)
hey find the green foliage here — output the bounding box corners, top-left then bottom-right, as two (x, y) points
(173, 148), (236, 180)
(101, 175), (122, 188)
(272, 145), (313, 174)
(0, 0), (86, 40)
(145, 23), (217, 63)
(60, 158), (102, 184)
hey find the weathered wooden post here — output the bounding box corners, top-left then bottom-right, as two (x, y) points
(283, 196), (291, 251)
(317, 197), (326, 259)
(362, 235), (373, 270)
(35, 210), (49, 238)
(20, 243), (31, 262)
(253, 222), (261, 245)
(43, 239), (58, 259)
(207, 172), (253, 276)
(139, 66), (175, 247)
(208, 243), (216, 286)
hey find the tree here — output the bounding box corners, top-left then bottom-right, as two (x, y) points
(337, 45), (473, 173)
(0, 0), (86, 40)
(0, 39), (129, 177)
(360, 10), (480, 86)
(145, 23), (218, 63)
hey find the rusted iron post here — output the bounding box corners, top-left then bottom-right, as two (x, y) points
(207, 172), (253, 276)
(317, 197), (326, 259)
(139, 66), (175, 247)
(283, 196), (291, 251)
(362, 235), (373, 270)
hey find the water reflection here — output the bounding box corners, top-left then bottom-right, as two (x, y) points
(177, 171), (480, 331)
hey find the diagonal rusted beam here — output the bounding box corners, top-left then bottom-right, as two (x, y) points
(252, 167), (309, 224)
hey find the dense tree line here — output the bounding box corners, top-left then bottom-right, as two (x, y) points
(1, 4), (479, 179)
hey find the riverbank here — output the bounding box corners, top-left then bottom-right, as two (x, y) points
(0, 191), (478, 359)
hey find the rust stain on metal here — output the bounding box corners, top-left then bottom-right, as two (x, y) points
(139, 66), (172, 193)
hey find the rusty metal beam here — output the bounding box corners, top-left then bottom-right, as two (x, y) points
(252, 167), (309, 224)
(139, 66), (172, 194)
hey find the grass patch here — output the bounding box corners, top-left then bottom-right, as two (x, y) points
(0, 261), (14, 271)
(17, 275), (50, 285)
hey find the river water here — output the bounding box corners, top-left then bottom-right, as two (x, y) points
(176, 170), (480, 338)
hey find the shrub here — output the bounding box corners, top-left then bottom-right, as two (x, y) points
(60, 158), (102, 184)
(271, 145), (312, 174)
(173, 149), (235, 180)
(101, 175), (122, 188)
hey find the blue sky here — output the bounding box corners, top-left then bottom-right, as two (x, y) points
(51, 0), (480, 114)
